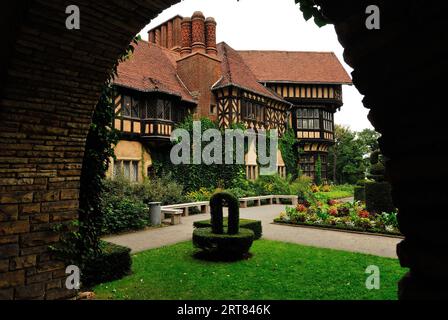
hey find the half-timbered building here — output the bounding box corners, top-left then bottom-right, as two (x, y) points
(109, 11), (351, 182)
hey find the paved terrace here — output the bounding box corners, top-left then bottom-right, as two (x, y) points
(104, 205), (401, 258)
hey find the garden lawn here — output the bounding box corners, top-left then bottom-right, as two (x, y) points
(94, 240), (406, 300)
(316, 185), (355, 201)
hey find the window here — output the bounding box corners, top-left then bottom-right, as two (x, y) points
(242, 100), (265, 122)
(122, 96), (132, 117)
(210, 104), (217, 115)
(297, 108), (320, 130)
(121, 95), (141, 118)
(113, 160), (140, 182)
(131, 98), (140, 118)
(147, 99), (172, 120)
(323, 111), (334, 132)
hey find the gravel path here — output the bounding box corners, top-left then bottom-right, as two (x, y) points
(104, 205), (401, 258)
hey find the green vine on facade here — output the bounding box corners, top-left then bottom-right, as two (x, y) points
(52, 36), (140, 271)
(279, 128), (300, 179)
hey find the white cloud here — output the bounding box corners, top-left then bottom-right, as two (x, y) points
(139, 0), (373, 131)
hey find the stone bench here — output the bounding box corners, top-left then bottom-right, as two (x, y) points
(239, 195), (274, 208)
(161, 208), (183, 225)
(239, 195), (298, 208)
(162, 201), (210, 217)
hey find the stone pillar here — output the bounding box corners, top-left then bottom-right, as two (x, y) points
(191, 11), (206, 54)
(205, 17), (217, 57)
(181, 17), (192, 56)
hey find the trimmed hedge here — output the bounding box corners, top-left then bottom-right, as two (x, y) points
(354, 186), (366, 202)
(82, 241), (132, 287)
(193, 227), (254, 257)
(365, 182), (395, 214)
(194, 218), (262, 240)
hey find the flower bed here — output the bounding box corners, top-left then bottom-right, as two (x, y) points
(275, 199), (401, 236)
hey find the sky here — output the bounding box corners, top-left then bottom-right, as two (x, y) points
(139, 0), (373, 131)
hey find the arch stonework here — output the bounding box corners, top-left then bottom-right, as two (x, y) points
(0, 0), (446, 300)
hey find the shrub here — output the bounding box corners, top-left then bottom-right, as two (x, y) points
(365, 182), (395, 214)
(193, 192), (254, 259)
(193, 227), (255, 257)
(133, 175), (185, 205)
(81, 241), (132, 287)
(187, 187), (214, 202)
(101, 195), (148, 235)
(354, 186), (366, 202)
(290, 175), (313, 195)
(194, 218), (262, 240)
(252, 174), (291, 196)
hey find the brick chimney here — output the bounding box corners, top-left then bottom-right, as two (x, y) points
(181, 17), (192, 56)
(205, 17), (217, 57)
(176, 11), (221, 118)
(148, 15), (183, 52)
(191, 11), (206, 54)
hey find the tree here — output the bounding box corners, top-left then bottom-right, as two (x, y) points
(357, 128), (381, 157)
(315, 155), (322, 185)
(328, 125), (367, 184)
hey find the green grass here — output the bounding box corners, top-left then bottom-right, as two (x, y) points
(94, 240), (406, 300)
(316, 184), (355, 201)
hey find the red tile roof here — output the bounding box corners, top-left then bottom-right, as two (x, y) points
(113, 40), (196, 103)
(238, 50), (352, 85)
(213, 42), (287, 103)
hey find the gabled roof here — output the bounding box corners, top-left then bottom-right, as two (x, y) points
(213, 42), (288, 104)
(238, 50), (352, 85)
(113, 40), (196, 104)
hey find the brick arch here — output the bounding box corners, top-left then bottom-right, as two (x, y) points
(0, 0), (445, 300)
(0, 0), (178, 300)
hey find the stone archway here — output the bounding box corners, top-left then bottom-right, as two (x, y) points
(0, 0), (445, 300)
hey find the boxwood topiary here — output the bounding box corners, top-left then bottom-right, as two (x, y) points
(81, 241), (132, 287)
(194, 218), (262, 240)
(193, 192), (254, 259)
(193, 227), (254, 256)
(365, 182), (395, 214)
(354, 186), (366, 202)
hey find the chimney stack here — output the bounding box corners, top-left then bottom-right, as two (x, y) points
(205, 17), (217, 57)
(191, 11), (206, 54)
(150, 12), (217, 57)
(148, 15), (183, 51)
(181, 17), (192, 56)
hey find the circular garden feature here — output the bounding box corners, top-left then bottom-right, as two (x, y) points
(193, 192), (254, 259)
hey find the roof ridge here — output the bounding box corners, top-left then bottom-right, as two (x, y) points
(238, 49), (336, 54)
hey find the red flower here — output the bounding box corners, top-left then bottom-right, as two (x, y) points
(296, 204), (308, 213)
(358, 210), (370, 218)
(329, 207), (338, 216)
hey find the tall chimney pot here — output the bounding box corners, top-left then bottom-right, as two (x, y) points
(181, 17), (192, 56)
(191, 11), (206, 53)
(205, 17), (217, 57)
